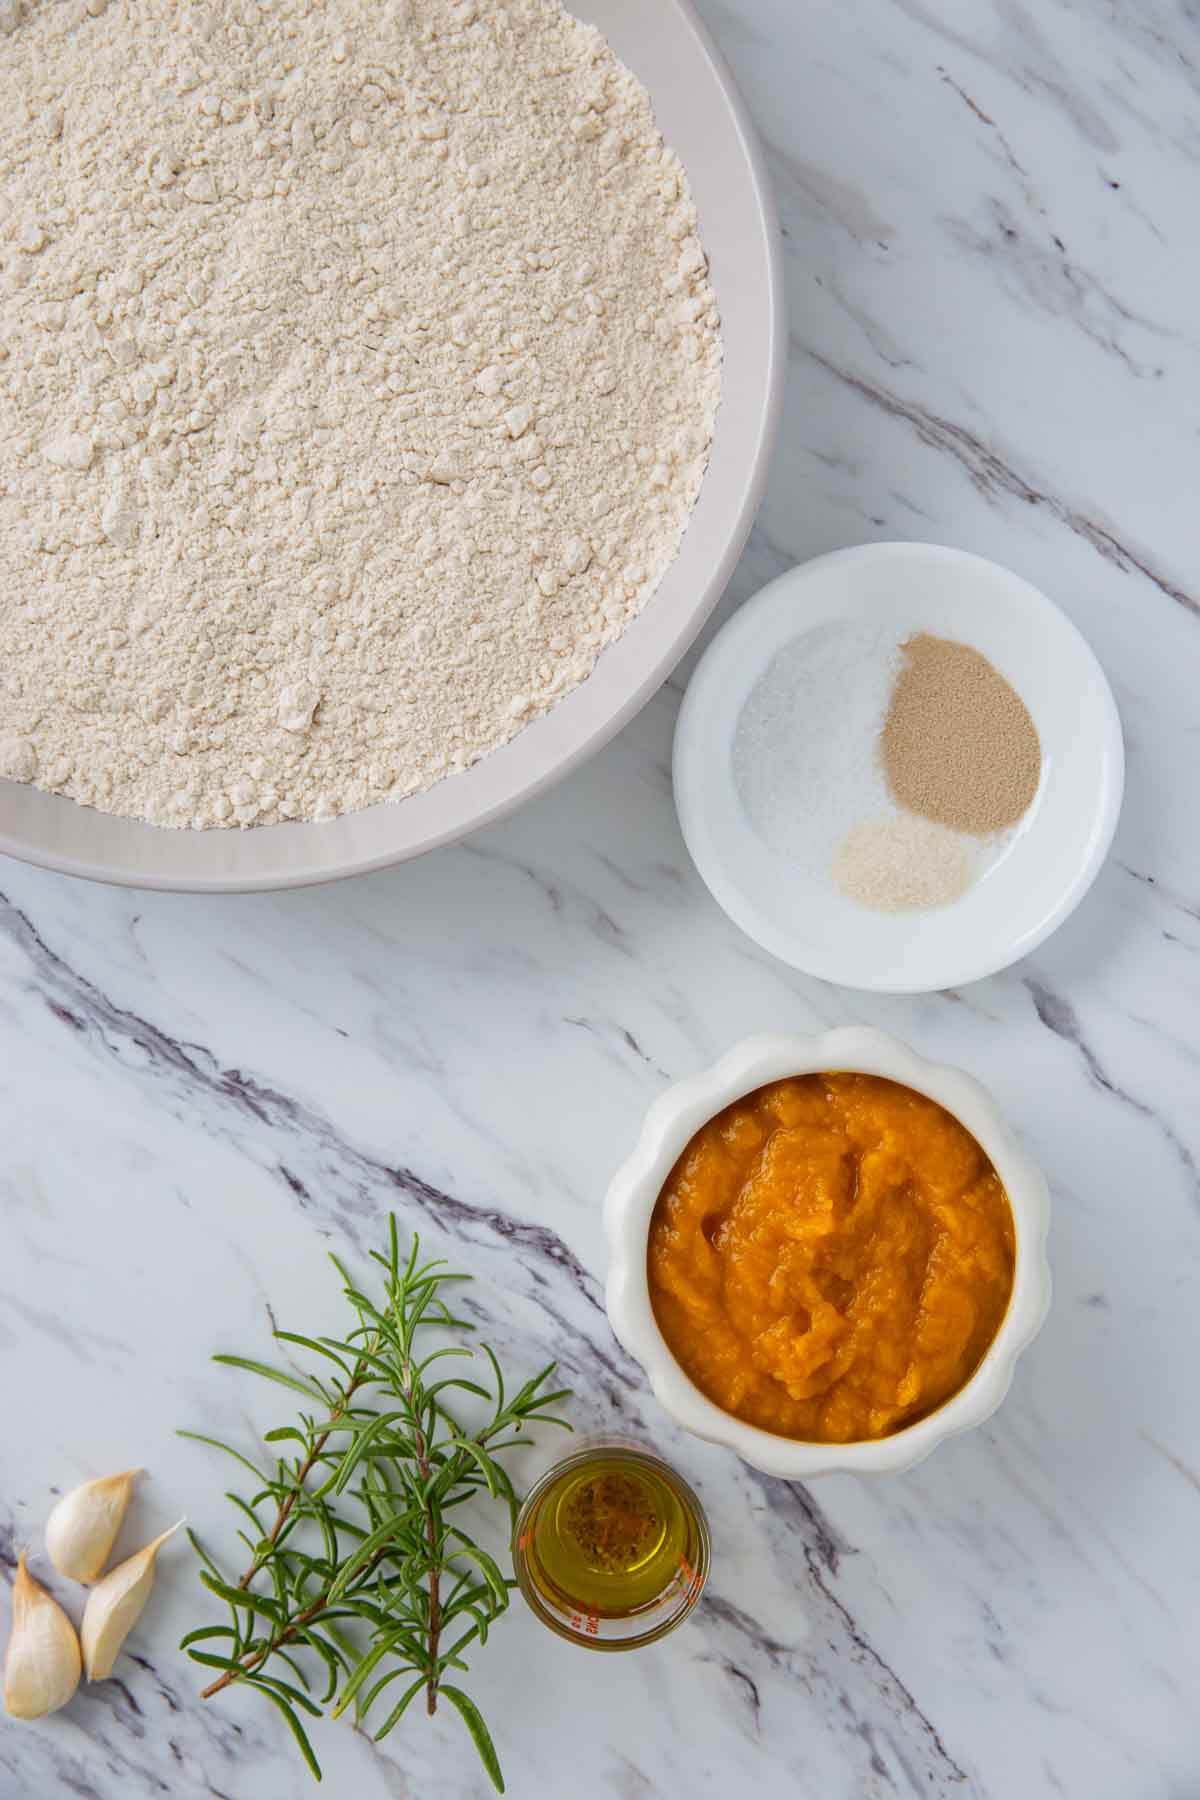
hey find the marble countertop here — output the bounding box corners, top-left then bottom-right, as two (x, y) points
(3, 1), (1199, 1795)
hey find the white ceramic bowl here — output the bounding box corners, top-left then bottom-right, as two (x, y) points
(605, 1029), (1051, 1479)
(0, 0), (783, 893)
(673, 543), (1125, 992)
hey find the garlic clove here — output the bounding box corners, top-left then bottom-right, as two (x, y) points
(45, 1469), (142, 1583)
(4, 1553), (82, 1720)
(80, 1520), (183, 1682)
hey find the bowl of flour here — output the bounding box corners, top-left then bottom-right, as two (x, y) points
(0, 0), (782, 890)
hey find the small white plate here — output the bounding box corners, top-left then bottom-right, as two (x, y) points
(673, 543), (1124, 992)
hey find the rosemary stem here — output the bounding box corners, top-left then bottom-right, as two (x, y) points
(404, 1364), (442, 1718)
(200, 1350), (376, 1701)
(236, 1359), (372, 1594)
(199, 1540), (393, 1700)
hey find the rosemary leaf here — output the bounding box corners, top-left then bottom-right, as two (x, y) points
(249, 1680), (324, 1782)
(211, 1354), (329, 1401)
(440, 1684), (506, 1795)
(177, 1432), (268, 1484)
(369, 1671), (427, 1739)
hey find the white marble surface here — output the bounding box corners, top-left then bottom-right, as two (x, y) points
(3, 1), (1200, 1795)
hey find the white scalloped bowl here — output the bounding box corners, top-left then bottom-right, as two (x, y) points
(605, 1029), (1051, 1478)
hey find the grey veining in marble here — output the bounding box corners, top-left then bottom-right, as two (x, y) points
(3, 2), (1200, 1796)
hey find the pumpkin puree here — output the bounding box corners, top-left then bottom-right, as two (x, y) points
(647, 1074), (1015, 1443)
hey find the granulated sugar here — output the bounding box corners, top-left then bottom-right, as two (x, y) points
(733, 623), (899, 876)
(0, 0), (721, 828)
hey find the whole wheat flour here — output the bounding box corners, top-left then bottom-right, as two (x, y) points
(0, 0), (721, 828)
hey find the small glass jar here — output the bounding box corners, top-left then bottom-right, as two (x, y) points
(512, 1437), (710, 1652)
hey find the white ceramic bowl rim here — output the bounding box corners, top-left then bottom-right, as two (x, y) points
(0, 0), (784, 893)
(604, 1028), (1052, 1478)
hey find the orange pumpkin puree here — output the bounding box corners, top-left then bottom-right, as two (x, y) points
(647, 1074), (1015, 1443)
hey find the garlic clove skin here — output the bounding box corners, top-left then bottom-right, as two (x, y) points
(45, 1469), (142, 1583)
(80, 1520), (184, 1682)
(4, 1553), (82, 1720)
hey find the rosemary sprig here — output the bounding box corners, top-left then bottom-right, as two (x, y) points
(180, 1216), (571, 1789)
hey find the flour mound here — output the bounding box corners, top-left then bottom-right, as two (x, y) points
(0, 0), (721, 828)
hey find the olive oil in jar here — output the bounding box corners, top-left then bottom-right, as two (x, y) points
(514, 1443), (710, 1647)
